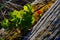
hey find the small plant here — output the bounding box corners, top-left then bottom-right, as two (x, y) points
(1, 4), (35, 32)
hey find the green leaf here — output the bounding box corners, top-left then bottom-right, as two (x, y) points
(24, 5), (29, 12)
(27, 4), (32, 10)
(1, 18), (10, 29)
(31, 16), (35, 24)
